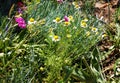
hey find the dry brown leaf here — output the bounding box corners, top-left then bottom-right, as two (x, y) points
(110, 0), (119, 6)
(95, 2), (109, 8)
(94, 0), (118, 23)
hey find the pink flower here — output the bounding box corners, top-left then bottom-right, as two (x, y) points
(64, 16), (69, 22)
(15, 17), (26, 29)
(18, 23), (26, 28)
(57, 0), (63, 4)
(15, 17), (24, 23)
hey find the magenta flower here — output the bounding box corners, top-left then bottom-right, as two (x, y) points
(18, 23), (26, 28)
(57, 0), (63, 4)
(15, 17), (24, 23)
(15, 17), (26, 29)
(64, 16), (69, 22)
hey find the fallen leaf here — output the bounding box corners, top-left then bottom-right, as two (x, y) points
(95, 2), (109, 8)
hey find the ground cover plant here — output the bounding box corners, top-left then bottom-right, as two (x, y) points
(0, 0), (120, 83)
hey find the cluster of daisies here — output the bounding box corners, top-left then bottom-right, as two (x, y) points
(81, 19), (108, 38)
(49, 15), (74, 42)
(53, 15), (74, 25)
(14, 0), (80, 29)
(80, 17), (99, 36)
(14, 1), (107, 42)
(51, 15), (108, 42)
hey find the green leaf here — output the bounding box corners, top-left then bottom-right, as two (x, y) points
(0, 39), (4, 49)
(63, 66), (73, 82)
(72, 68), (86, 82)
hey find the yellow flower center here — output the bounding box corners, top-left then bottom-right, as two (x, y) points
(40, 67), (44, 71)
(92, 28), (97, 31)
(29, 18), (35, 22)
(82, 23), (86, 26)
(102, 34), (107, 38)
(56, 17), (61, 22)
(81, 21), (87, 27)
(54, 35), (59, 40)
(75, 5), (79, 8)
(64, 22), (70, 26)
(103, 34), (107, 37)
(68, 16), (73, 21)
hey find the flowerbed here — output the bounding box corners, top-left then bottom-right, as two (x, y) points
(0, 0), (120, 83)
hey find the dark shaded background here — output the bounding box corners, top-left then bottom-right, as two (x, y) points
(0, 0), (22, 15)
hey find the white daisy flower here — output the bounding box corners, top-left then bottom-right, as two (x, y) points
(52, 35), (60, 42)
(28, 18), (36, 25)
(91, 27), (98, 32)
(53, 17), (62, 23)
(80, 20), (87, 28)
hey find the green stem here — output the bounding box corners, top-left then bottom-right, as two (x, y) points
(82, 57), (95, 79)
